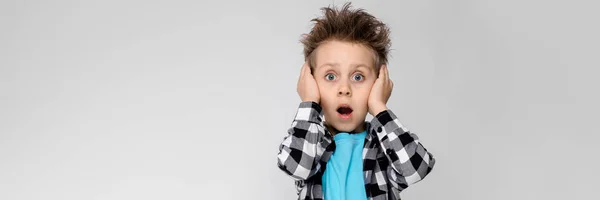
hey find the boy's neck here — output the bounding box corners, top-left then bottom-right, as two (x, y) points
(326, 122), (367, 136)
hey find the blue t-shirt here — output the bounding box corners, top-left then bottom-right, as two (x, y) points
(322, 130), (368, 200)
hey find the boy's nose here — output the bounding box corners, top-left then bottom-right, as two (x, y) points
(338, 91), (350, 95)
(337, 87), (351, 96)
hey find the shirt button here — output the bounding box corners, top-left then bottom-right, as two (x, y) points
(377, 127), (382, 133)
(386, 149), (394, 155)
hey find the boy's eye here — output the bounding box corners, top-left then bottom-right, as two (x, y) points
(352, 74), (364, 81)
(325, 73), (336, 81)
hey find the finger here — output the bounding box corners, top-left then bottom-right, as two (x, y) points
(306, 63), (314, 77)
(380, 65), (386, 80)
(378, 65), (385, 79)
(384, 65), (390, 82)
(302, 62), (309, 78)
(389, 80), (394, 100)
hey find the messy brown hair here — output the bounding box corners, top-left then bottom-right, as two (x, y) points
(301, 2), (391, 73)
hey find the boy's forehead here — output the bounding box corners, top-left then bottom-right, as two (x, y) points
(313, 41), (377, 71)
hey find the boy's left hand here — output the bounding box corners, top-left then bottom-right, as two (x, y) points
(368, 65), (393, 116)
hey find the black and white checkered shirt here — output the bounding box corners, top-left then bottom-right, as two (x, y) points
(277, 102), (435, 200)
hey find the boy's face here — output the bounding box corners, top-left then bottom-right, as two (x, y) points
(312, 40), (378, 133)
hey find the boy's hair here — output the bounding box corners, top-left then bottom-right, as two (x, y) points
(301, 3), (391, 72)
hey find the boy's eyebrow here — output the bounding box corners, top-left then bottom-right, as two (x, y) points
(319, 63), (339, 69)
(355, 65), (371, 71)
(318, 63), (371, 70)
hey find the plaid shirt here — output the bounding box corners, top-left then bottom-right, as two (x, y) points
(277, 102), (435, 200)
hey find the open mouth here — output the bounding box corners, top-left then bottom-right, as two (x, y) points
(336, 104), (353, 120)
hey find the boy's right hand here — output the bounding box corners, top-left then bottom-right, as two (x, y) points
(297, 62), (320, 103)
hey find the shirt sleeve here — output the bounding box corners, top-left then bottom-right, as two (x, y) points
(370, 109), (436, 191)
(277, 101), (330, 181)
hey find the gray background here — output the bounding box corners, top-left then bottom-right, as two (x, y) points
(1, 0), (598, 199)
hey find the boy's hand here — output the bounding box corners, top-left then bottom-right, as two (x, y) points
(368, 65), (393, 116)
(297, 62), (320, 103)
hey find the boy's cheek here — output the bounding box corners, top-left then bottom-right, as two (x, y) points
(317, 86), (334, 100)
(364, 81), (376, 91)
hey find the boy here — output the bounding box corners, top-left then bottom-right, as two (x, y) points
(277, 3), (435, 200)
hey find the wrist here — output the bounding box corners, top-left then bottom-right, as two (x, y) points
(302, 97), (320, 104)
(369, 104), (387, 116)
